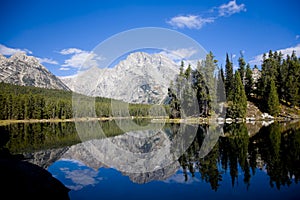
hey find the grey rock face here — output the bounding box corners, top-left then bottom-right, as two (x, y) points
(60, 52), (179, 103)
(60, 129), (180, 183)
(0, 52), (70, 90)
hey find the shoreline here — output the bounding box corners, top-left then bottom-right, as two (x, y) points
(0, 116), (156, 126)
(0, 115), (299, 126)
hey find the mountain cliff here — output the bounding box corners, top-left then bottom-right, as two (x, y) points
(0, 53), (70, 90)
(60, 52), (179, 104)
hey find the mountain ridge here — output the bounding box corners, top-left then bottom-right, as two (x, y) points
(0, 52), (70, 91)
(60, 51), (180, 104)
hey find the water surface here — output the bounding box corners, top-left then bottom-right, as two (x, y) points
(1, 120), (299, 199)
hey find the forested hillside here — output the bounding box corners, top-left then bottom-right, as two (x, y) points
(0, 82), (153, 120)
(168, 50), (300, 119)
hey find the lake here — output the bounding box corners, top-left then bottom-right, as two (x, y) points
(0, 119), (299, 200)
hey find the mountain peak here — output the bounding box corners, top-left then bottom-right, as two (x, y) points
(126, 51), (169, 63)
(0, 53), (70, 90)
(9, 52), (41, 68)
(10, 52), (33, 60)
(61, 51), (179, 104)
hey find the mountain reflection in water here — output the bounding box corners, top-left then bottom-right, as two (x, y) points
(1, 120), (300, 200)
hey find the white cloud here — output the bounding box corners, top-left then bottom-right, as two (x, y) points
(38, 57), (58, 65)
(218, 0), (246, 17)
(62, 52), (102, 69)
(167, 15), (214, 29)
(167, 0), (246, 30)
(0, 44), (32, 55)
(59, 48), (105, 69)
(60, 48), (83, 55)
(160, 48), (198, 60)
(170, 48), (198, 59)
(249, 44), (300, 66)
(61, 168), (103, 191)
(59, 67), (71, 71)
(249, 54), (263, 66)
(159, 48), (201, 70)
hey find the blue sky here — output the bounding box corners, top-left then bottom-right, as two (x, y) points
(1, 0), (299, 76)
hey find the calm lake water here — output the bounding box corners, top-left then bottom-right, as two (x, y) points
(1, 120), (300, 200)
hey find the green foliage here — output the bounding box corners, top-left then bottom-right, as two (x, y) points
(167, 54), (218, 118)
(178, 122), (300, 190)
(251, 122), (300, 189)
(227, 71), (247, 119)
(0, 82), (156, 120)
(193, 62), (210, 116)
(238, 53), (246, 86)
(267, 79), (280, 116)
(225, 53), (234, 101)
(285, 51), (300, 106)
(245, 64), (253, 98)
(184, 64), (192, 79)
(203, 52), (217, 110)
(216, 67), (226, 103)
(257, 50), (300, 110)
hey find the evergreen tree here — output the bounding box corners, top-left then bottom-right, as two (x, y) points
(180, 60), (184, 76)
(25, 94), (34, 119)
(225, 53), (234, 101)
(279, 58), (289, 100)
(227, 71), (247, 119)
(238, 53), (246, 86)
(184, 64), (192, 79)
(285, 51), (300, 106)
(216, 67), (226, 103)
(0, 94), (6, 120)
(7, 94), (13, 119)
(181, 64), (197, 116)
(267, 79), (280, 116)
(258, 50), (277, 102)
(220, 67), (225, 83)
(245, 64), (253, 98)
(193, 62), (210, 117)
(256, 50), (300, 107)
(203, 51), (218, 111)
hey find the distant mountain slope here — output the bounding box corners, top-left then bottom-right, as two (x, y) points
(0, 52), (70, 90)
(60, 52), (179, 104)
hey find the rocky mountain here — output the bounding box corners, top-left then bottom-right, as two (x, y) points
(0, 52), (70, 90)
(59, 129), (180, 183)
(60, 52), (179, 104)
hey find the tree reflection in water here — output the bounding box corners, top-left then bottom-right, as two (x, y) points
(177, 122), (300, 191)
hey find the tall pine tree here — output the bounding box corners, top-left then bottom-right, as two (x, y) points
(204, 51), (217, 111)
(285, 51), (300, 106)
(227, 71), (247, 119)
(225, 53), (234, 101)
(245, 64), (253, 98)
(238, 53), (246, 86)
(217, 67), (226, 103)
(267, 79), (280, 116)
